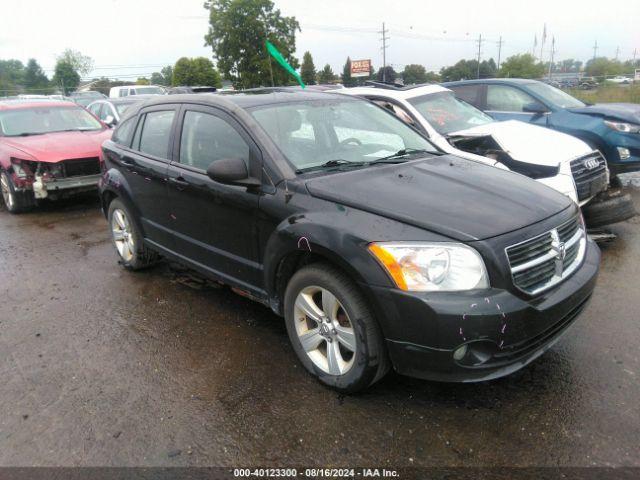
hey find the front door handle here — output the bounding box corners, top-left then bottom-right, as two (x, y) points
(121, 159), (134, 168)
(168, 176), (189, 190)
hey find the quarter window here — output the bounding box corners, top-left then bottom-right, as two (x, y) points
(179, 111), (250, 171)
(450, 85), (482, 108)
(138, 110), (175, 159)
(486, 85), (537, 112)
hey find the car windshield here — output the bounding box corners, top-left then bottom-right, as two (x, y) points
(133, 86), (164, 95)
(527, 82), (585, 108)
(0, 106), (103, 136)
(407, 91), (494, 135)
(250, 98), (438, 171)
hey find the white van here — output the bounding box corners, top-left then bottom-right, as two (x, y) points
(109, 85), (165, 98)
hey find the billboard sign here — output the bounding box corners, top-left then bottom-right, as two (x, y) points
(351, 59), (371, 78)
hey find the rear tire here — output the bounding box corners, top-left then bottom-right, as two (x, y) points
(107, 198), (159, 270)
(284, 263), (389, 393)
(1, 170), (31, 214)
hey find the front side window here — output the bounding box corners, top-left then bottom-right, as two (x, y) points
(408, 92), (493, 135)
(250, 98), (437, 171)
(137, 110), (175, 159)
(179, 111), (250, 171)
(0, 106), (103, 136)
(112, 117), (136, 145)
(486, 85), (537, 112)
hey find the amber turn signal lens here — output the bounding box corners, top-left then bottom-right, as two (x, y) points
(368, 243), (408, 291)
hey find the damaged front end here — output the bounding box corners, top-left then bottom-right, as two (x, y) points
(9, 156), (102, 201)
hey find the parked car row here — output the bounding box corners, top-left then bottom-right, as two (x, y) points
(1, 78), (637, 392)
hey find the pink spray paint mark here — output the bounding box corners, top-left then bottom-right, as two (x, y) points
(502, 313), (506, 319)
(462, 314), (467, 320)
(499, 340), (504, 349)
(485, 297), (490, 303)
(470, 303), (477, 309)
(496, 304), (501, 311)
(297, 236), (311, 251)
(501, 324), (506, 334)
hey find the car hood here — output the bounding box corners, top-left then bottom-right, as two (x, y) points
(448, 120), (591, 167)
(2, 129), (112, 163)
(569, 103), (640, 124)
(305, 155), (572, 242)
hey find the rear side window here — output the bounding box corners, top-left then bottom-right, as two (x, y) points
(450, 85), (483, 108)
(179, 111), (250, 171)
(112, 117), (136, 145)
(119, 89), (128, 97)
(486, 85), (537, 112)
(137, 111), (175, 159)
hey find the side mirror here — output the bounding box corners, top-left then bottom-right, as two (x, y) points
(522, 102), (549, 114)
(206, 157), (260, 187)
(104, 115), (117, 127)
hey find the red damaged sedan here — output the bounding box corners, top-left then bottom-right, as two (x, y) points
(0, 100), (112, 213)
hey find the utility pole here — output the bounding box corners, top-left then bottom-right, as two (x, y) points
(497, 36), (504, 72)
(379, 22), (390, 82)
(476, 33), (483, 79)
(615, 46), (620, 60)
(548, 36), (556, 80)
(592, 40), (598, 60)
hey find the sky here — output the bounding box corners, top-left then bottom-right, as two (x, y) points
(0, 0), (638, 80)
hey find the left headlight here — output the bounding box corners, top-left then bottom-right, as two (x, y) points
(368, 242), (489, 292)
(604, 120), (640, 134)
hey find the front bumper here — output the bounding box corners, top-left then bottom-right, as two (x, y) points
(365, 239), (600, 382)
(31, 174), (101, 199)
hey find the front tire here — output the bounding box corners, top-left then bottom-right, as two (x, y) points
(284, 263), (389, 393)
(1, 170), (31, 214)
(107, 198), (158, 270)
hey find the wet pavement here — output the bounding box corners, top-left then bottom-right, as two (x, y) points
(0, 183), (639, 468)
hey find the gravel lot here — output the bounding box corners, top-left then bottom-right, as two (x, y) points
(1, 179), (639, 468)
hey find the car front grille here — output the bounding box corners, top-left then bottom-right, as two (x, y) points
(505, 216), (585, 295)
(62, 157), (101, 177)
(570, 151), (608, 201)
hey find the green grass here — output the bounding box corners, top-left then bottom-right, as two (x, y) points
(567, 84), (640, 104)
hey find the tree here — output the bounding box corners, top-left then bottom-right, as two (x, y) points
(0, 59), (25, 95)
(585, 57), (624, 78)
(88, 77), (115, 96)
(498, 54), (545, 78)
(440, 58), (497, 81)
(52, 60), (80, 94)
(23, 59), (50, 93)
(204, 0), (300, 89)
(300, 51), (316, 85)
(150, 72), (166, 85)
(402, 64), (428, 85)
(56, 49), (94, 76)
(172, 57), (222, 87)
(136, 77), (150, 85)
(341, 57), (353, 86)
(318, 64), (335, 84)
(376, 66), (396, 83)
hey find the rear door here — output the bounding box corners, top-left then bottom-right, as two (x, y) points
(166, 105), (262, 292)
(116, 105), (178, 248)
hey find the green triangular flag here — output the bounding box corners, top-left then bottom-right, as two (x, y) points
(266, 40), (305, 88)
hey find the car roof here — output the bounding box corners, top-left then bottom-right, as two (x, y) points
(100, 95), (159, 105)
(0, 99), (79, 110)
(339, 83), (451, 101)
(127, 90), (356, 113)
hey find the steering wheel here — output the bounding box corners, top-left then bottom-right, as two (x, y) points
(340, 137), (362, 146)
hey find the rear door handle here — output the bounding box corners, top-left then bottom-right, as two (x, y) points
(121, 159), (135, 167)
(168, 177), (189, 190)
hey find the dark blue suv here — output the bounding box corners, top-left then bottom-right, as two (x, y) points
(444, 79), (640, 179)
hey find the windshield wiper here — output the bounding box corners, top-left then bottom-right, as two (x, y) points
(57, 127), (97, 132)
(370, 148), (433, 164)
(14, 132), (46, 137)
(296, 159), (367, 173)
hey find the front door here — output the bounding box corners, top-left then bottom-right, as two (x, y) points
(113, 106), (178, 248)
(166, 106), (262, 293)
(485, 84), (548, 125)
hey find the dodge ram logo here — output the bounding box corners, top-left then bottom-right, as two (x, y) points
(583, 158), (600, 170)
(556, 242), (567, 261)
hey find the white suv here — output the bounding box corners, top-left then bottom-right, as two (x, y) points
(339, 84), (609, 206)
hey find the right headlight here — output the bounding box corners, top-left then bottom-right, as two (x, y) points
(604, 120), (640, 134)
(368, 242), (489, 292)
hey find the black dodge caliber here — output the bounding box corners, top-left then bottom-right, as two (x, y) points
(99, 90), (600, 392)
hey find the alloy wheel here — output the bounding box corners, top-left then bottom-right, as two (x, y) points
(293, 286), (357, 376)
(111, 208), (135, 262)
(1, 173), (14, 209)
